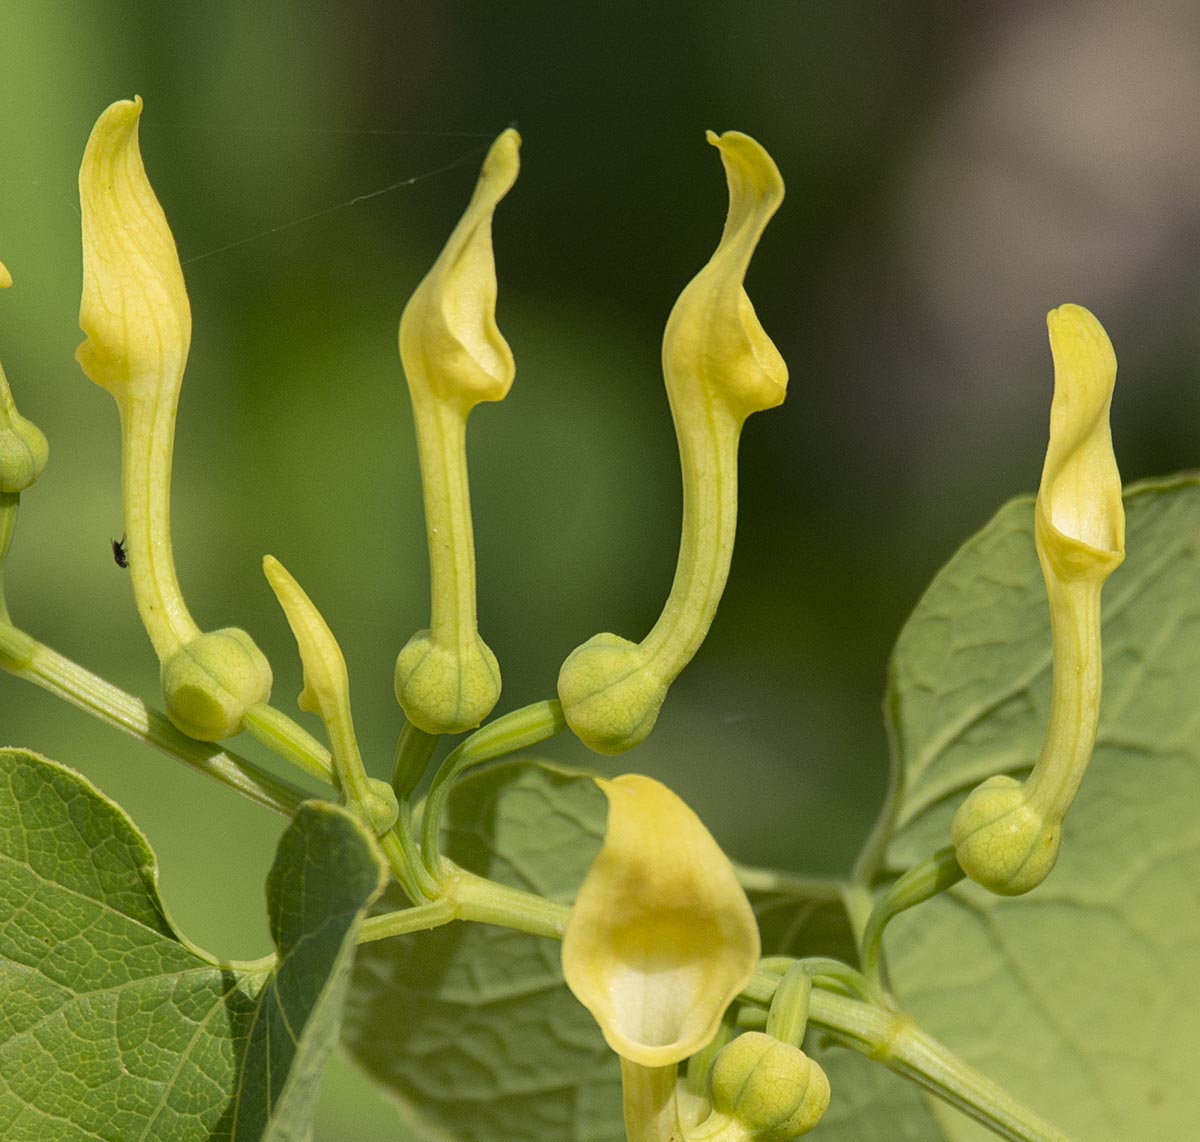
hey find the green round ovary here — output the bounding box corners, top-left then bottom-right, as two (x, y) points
(556, 633), (667, 755)
(161, 627), (273, 741)
(950, 774), (1061, 896)
(393, 629), (500, 735)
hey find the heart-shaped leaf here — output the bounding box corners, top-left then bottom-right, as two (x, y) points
(867, 477), (1200, 1140)
(0, 748), (385, 1140)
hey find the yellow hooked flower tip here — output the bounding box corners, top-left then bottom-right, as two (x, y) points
(76, 96), (191, 406)
(1037, 304), (1125, 581)
(662, 130), (787, 422)
(562, 774), (760, 1068)
(399, 128), (519, 409)
(0, 261), (11, 290)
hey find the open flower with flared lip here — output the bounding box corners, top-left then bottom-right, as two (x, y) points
(563, 774), (759, 1139)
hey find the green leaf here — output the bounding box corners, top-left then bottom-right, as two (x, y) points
(0, 748), (384, 1141)
(868, 476), (1200, 1140)
(243, 797), (387, 1141)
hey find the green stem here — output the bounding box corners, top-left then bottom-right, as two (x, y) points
(0, 493), (17, 623)
(442, 861), (570, 939)
(419, 698), (566, 873)
(116, 394), (199, 658)
(243, 702), (334, 784)
(0, 624), (310, 817)
(416, 404), (480, 655)
(379, 827), (439, 905)
(860, 846), (965, 996)
(759, 955), (874, 1002)
(619, 1059), (682, 1142)
(355, 860), (569, 946)
(731, 863), (846, 899)
(1024, 580), (1101, 818)
(743, 972), (1073, 1142)
(358, 896), (457, 943)
(392, 719), (438, 798)
(638, 400), (741, 679)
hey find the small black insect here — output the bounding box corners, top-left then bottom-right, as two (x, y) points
(111, 534), (128, 569)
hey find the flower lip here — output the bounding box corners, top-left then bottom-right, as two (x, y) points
(76, 95), (192, 405)
(398, 128), (519, 408)
(1037, 304), (1125, 575)
(662, 130), (787, 423)
(561, 774), (760, 1068)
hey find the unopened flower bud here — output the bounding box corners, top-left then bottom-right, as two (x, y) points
(265, 554), (397, 834)
(707, 1032), (830, 1139)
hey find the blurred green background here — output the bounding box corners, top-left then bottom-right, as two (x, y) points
(2, 3), (1199, 1137)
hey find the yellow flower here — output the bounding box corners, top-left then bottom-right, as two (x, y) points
(393, 130), (519, 735)
(953, 304), (1125, 895)
(558, 131), (786, 755)
(1035, 304), (1125, 583)
(563, 774), (759, 1140)
(76, 97), (271, 740)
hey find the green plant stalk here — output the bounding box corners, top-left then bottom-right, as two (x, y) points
(358, 896), (458, 943)
(1025, 580), (1100, 817)
(416, 406), (479, 662)
(730, 863), (847, 899)
(619, 1059), (680, 1142)
(362, 860), (569, 943)
(419, 697), (567, 872)
(379, 826), (439, 905)
(759, 955), (874, 1002)
(384, 722), (443, 902)
(0, 493), (16, 623)
(0, 622), (309, 817)
(116, 395), (197, 656)
(859, 845), (965, 995)
(444, 861), (570, 938)
(392, 719), (438, 798)
(243, 701), (334, 784)
(743, 973), (1073, 1142)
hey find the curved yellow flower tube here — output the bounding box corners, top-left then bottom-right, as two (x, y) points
(558, 131), (786, 755)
